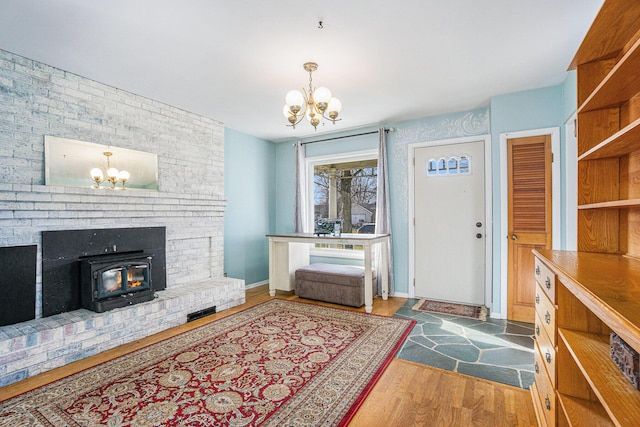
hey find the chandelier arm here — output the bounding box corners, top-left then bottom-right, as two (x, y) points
(321, 111), (342, 123)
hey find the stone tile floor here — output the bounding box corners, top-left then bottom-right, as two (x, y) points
(394, 299), (535, 389)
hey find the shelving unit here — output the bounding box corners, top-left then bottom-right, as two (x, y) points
(530, 1), (640, 425)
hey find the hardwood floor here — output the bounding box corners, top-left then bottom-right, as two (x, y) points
(0, 285), (537, 426)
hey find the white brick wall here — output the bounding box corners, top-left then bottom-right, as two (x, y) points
(0, 48), (229, 317)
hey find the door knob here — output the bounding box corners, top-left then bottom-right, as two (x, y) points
(510, 234), (518, 240)
(476, 222), (482, 228)
(476, 233), (483, 239)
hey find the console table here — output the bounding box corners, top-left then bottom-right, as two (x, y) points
(266, 233), (390, 313)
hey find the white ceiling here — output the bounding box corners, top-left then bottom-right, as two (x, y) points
(0, 0), (604, 142)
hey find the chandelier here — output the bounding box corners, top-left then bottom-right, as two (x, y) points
(90, 151), (130, 189)
(283, 62), (342, 130)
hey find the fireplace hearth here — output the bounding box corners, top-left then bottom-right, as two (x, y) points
(80, 252), (155, 312)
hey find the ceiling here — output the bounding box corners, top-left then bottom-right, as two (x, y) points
(0, 0), (604, 142)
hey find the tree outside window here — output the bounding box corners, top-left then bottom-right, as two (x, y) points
(313, 159), (377, 234)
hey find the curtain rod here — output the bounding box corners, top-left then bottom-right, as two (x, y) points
(300, 128), (393, 145)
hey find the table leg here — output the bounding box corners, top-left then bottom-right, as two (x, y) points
(364, 244), (373, 313)
(381, 238), (389, 300)
(268, 239), (276, 296)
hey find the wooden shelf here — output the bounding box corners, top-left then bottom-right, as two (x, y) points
(570, 0), (640, 69)
(559, 328), (640, 426)
(578, 36), (640, 113)
(578, 117), (640, 161)
(558, 393), (613, 427)
(578, 199), (640, 210)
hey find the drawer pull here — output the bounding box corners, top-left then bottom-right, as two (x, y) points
(535, 294), (540, 304)
(545, 396), (551, 411)
(545, 277), (551, 289)
(535, 265), (540, 275)
(545, 351), (552, 364)
(545, 311), (551, 324)
(535, 362), (539, 374)
(535, 325), (540, 336)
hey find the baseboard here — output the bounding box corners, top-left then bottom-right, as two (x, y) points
(390, 291), (409, 298)
(246, 280), (269, 289)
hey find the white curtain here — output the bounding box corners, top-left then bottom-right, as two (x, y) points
(294, 141), (309, 233)
(375, 128), (394, 296)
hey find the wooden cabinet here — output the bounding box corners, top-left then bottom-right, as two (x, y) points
(533, 251), (640, 426)
(531, 256), (557, 427)
(530, 2), (640, 425)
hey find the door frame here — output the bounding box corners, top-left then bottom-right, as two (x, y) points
(499, 127), (560, 319)
(565, 114), (578, 251)
(408, 134), (493, 310)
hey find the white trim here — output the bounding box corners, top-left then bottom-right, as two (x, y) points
(499, 127), (561, 319)
(305, 149), (378, 260)
(565, 115), (578, 250)
(245, 279), (269, 289)
(391, 292), (410, 298)
(407, 135), (493, 310)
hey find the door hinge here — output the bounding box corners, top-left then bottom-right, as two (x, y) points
(552, 153), (554, 162)
(413, 278), (415, 287)
(413, 157), (415, 166)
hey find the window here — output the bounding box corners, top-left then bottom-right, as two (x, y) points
(307, 150), (378, 255)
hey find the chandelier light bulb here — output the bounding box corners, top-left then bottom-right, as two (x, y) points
(118, 170), (130, 182)
(107, 167), (119, 179)
(313, 86), (332, 106)
(90, 168), (104, 181)
(327, 97), (342, 121)
(285, 90), (304, 113)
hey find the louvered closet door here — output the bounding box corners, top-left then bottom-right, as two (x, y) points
(507, 135), (552, 322)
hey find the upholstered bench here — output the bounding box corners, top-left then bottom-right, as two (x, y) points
(294, 263), (377, 307)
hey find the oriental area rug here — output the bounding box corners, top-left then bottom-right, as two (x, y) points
(412, 299), (487, 321)
(0, 299), (414, 427)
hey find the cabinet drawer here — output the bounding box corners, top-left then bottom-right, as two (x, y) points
(535, 257), (556, 304)
(534, 332), (556, 387)
(535, 285), (556, 346)
(533, 348), (556, 427)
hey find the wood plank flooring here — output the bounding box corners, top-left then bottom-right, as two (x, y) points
(0, 285), (537, 426)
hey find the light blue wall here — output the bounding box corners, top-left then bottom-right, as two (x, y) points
(224, 128), (276, 285)
(563, 70), (577, 123)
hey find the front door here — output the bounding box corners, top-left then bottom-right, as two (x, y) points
(507, 135), (552, 322)
(414, 140), (486, 305)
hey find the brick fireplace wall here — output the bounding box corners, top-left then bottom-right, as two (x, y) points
(0, 49), (246, 386)
(0, 48), (230, 317)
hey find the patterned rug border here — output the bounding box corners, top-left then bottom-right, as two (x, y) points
(0, 299), (415, 427)
(412, 299), (488, 321)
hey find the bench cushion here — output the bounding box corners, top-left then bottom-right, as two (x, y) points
(294, 263), (376, 307)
